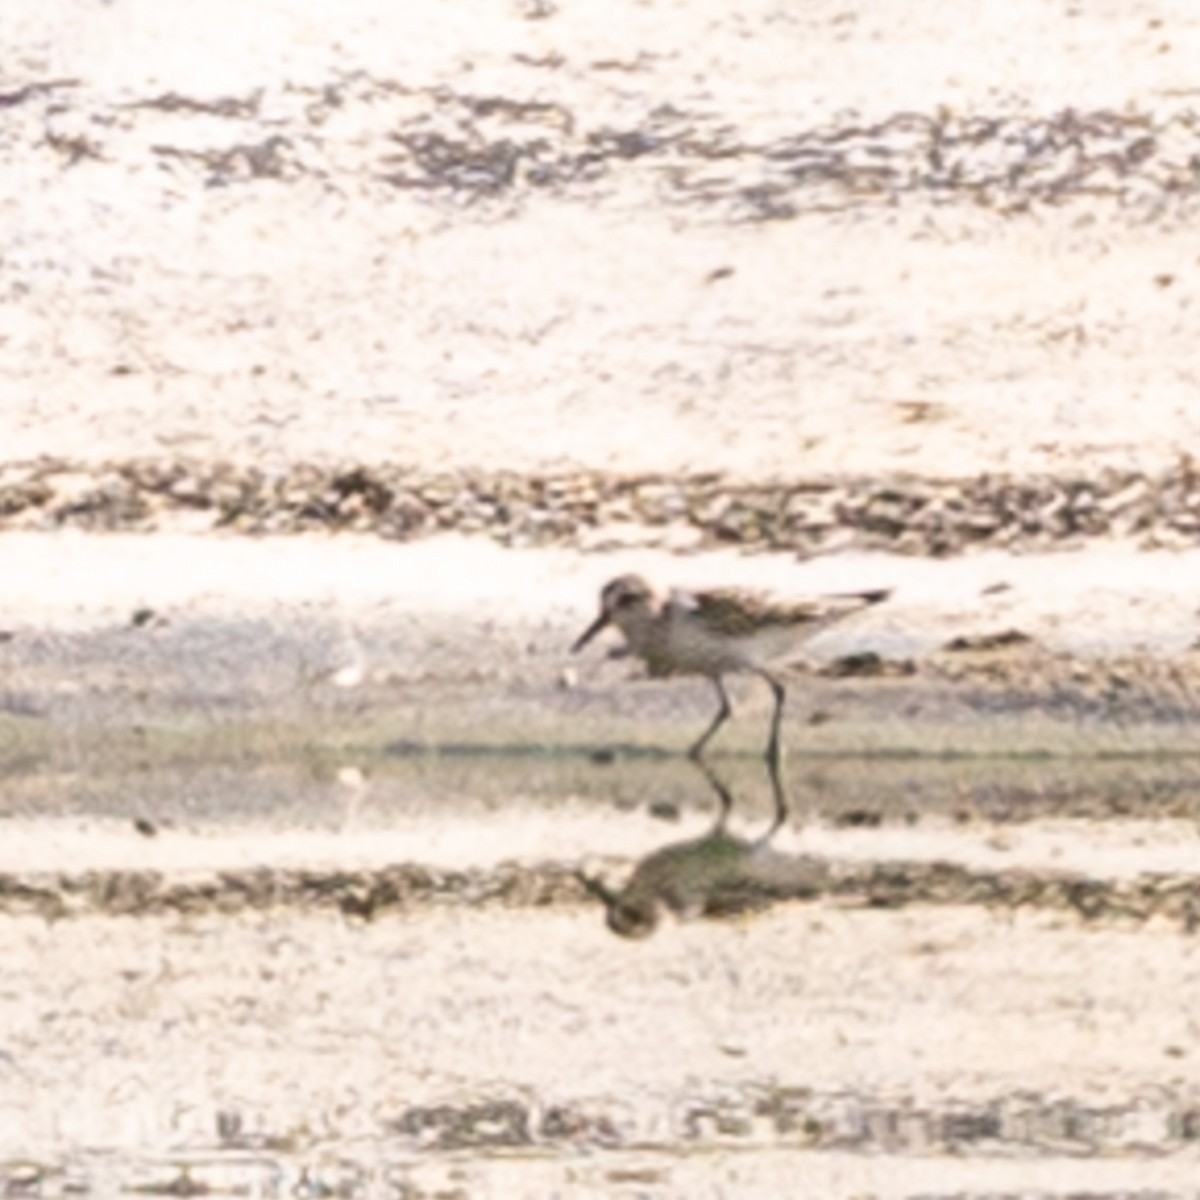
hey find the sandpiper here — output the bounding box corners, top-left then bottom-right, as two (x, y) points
(573, 573), (889, 763)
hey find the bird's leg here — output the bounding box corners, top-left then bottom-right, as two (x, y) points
(758, 670), (787, 768)
(688, 676), (732, 761)
(760, 750), (790, 842)
(691, 756), (734, 834)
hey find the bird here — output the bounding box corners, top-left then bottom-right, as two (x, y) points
(572, 573), (889, 763)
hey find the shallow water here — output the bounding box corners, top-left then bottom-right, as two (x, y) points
(3, 725), (1200, 1197)
(7, 691), (1200, 825)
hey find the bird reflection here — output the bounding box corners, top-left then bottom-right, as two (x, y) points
(580, 759), (829, 939)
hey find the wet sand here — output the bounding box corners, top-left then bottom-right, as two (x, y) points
(6, 886), (1200, 1190)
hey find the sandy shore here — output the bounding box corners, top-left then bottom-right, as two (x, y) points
(4, 1), (1200, 481)
(3, 528), (1200, 649)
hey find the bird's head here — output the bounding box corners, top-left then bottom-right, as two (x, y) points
(572, 574), (657, 652)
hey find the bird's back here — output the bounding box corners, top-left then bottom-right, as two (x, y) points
(661, 585), (888, 672)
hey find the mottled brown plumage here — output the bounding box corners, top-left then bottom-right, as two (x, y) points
(686, 586), (887, 638)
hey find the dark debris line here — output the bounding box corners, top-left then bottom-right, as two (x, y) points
(159, 95), (1200, 216)
(3, 457), (1200, 557)
(10, 71), (1200, 214)
(1, 1089), (1197, 1180)
(1, 860), (1198, 927)
(387, 1085), (1200, 1157)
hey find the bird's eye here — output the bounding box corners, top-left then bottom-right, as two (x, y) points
(614, 591), (638, 609)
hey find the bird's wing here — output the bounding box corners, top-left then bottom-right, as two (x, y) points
(671, 587), (797, 636)
(677, 586), (887, 636)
